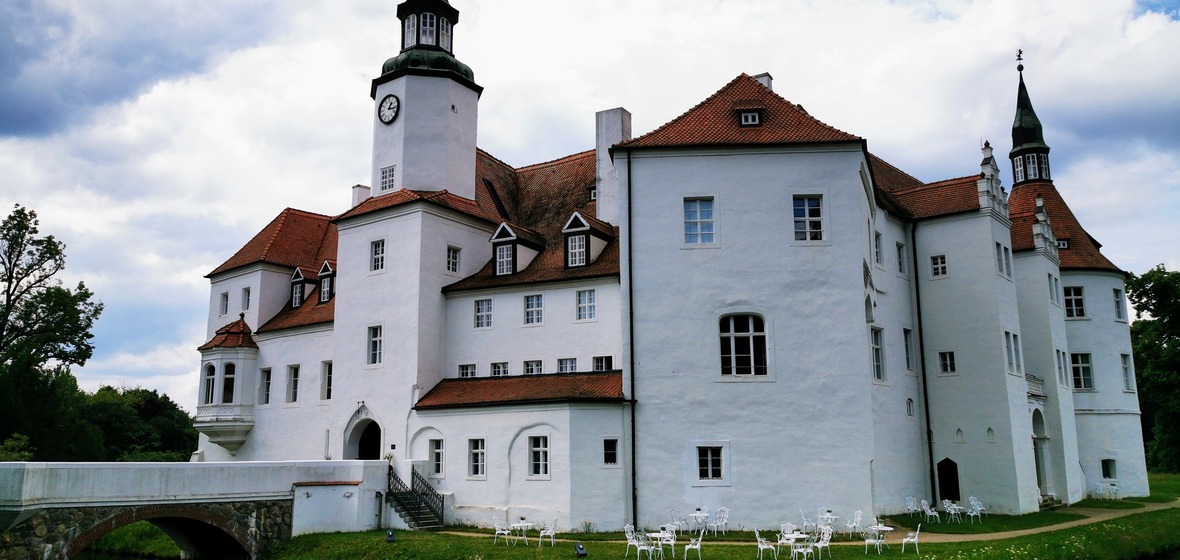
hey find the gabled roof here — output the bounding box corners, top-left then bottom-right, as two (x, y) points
(207, 209), (335, 277)
(198, 315), (257, 351)
(617, 74), (861, 150)
(491, 222), (546, 249)
(890, 175), (982, 219)
(1008, 181), (1121, 273)
(415, 372), (625, 410)
(335, 188), (504, 225)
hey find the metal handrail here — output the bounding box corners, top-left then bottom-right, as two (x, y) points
(388, 464), (410, 495)
(411, 468), (444, 523)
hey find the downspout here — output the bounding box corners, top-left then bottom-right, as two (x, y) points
(911, 222), (938, 500)
(624, 148), (639, 526)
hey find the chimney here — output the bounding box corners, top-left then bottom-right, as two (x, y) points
(351, 184), (372, 208)
(595, 107), (631, 225)
(753, 72), (773, 91)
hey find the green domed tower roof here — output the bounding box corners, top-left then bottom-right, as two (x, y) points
(370, 0), (481, 97)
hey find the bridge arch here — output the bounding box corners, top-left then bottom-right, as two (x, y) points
(64, 504), (250, 559)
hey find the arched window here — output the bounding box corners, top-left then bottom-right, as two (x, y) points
(202, 364), (216, 405)
(222, 362), (236, 404)
(403, 14), (417, 49)
(420, 13), (437, 45)
(719, 315), (767, 376)
(906, 398), (914, 417)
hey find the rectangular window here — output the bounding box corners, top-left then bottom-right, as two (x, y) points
(903, 329), (915, 371)
(996, 242), (1004, 273)
(1003, 247), (1012, 276)
(897, 243), (907, 274)
(474, 299), (492, 328)
(792, 195), (823, 241)
(1064, 286), (1085, 318)
(603, 438), (619, 465)
(697, 446), (723, 480)
(567, 235), (586, 267)
(558, 358), (577, 373)
(939, 351), (957, 374)
(931, 255), (947, 277)
(1048, 274), (1058, 303)
(468, 438), (485, 478)
(1054, 276), (1062, 303)
(370, 240), (385, 271)
(495, 244), (513, 275)
(1102, 459), (1117, 479)
(529, 435), (549, 477)
(874, 232), (883, 264)
(321, 361), (333, 400)
(1039, 154), (1051, 179)
(1013, 333), (1023, 373)
(459, 364), (477, 378)
(1005, 332), (1015, 372)
(403, 14), (416, 48)
(1026, 154), (1040, 180)
(1056, 350), (1068, 386)
(491, 362), (508, 377)
(447, 246), (461, 273)
(260, 368), (271, 405)
(1072, 353), (1094, 390)
(1122, 354), (1135, 391)
(419, 12), (436, 45)
(291, 283), (303, 308)
(219, 292), (229, 315)
(576, 289), (596, 320)
(740, 111), (760, 125)
(1013, 155), (1025, 183)
(594, 356), (614, 371)
(683, 198), (715, 244)
(524, 294), (543, 324)
(439, 17), (452, 50)
(429, 439), (444, 476)
(1113, 289), (1126, 320)
(871, 327), (885, 381)
(222, 363), (235, 404)
(287, 365), (300, 403)
(368, 326), (383, 365)
(380, 165), (396, 192)
(319, 277), (332, 303)
(524, 360), (543, 374)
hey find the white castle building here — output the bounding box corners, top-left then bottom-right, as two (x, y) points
(194, 0), (1148, 530)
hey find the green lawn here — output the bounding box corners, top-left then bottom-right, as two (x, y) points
(265, 506), (1180, 559)
(884, 510), (1086, 534)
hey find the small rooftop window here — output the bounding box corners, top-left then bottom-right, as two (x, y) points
(739, 110), (761, 126)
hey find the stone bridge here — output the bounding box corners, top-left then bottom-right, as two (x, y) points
(0, 461), (389, 559)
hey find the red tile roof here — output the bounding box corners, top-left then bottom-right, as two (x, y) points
(207, 209), (335, 277)
(335, 188), (504, 225)
(1008, 181), (1121, 272)
(257, 295), (334, 333)
(415, 372), (625, 410)
(198, 315), (257, 350)
(618, 74), (861, 149)
(890, 175), (982, 219)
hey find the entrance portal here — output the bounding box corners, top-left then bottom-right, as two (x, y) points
(344, 419), (382, 460)
(1032, 409), (1049, 497)
(937, 458), (961, 502)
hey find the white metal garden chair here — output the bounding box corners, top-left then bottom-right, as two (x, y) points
(812, 526), (833, 558)
(538, 515), (558, 546)
(844, 510), (863, 537)
(755, 529), (779, 560)
(683, 528), (706, 560)
(901, 524), (921, 554)
(491, 516), (511, 545)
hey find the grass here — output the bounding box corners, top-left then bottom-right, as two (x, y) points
(884, 511), (1086, 534)
(264, 507), (1180, 560)
(1150, 472), (1180, 500)
(1071, 498), (1146, 509)
(87, 520), (182, 558)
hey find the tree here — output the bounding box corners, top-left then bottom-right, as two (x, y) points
(1127, 264), (1180, 472)
(0, 433), (33, 461)
(0, 204), (106, 460)
(1, 204), (103, 367)
(81, 386), (197, 462)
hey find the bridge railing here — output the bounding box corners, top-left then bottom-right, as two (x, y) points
(411, 468), (444, 524)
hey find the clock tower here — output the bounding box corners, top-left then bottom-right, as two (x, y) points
(370, 0), (481, 199)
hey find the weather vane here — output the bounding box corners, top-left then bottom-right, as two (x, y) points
(1016, 49), (1024, 72)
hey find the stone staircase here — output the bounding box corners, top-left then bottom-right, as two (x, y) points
(386, 491), (444, 530)
(1039, 495), (1065, 511)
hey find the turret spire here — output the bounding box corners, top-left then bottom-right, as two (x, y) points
(1009, 51), (1051, 185)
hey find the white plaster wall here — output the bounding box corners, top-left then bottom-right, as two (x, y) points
(444, 279), (621, 377)
(207, 266), (295, 341)
(1013, 251), (1086, 503)
(620, 146), (878, 528)
(405, 403), (628, 532)
(915, 212), (1039, 513)
(1063, 270), (1148, 496)
(372, 75), (478, 198)
(868, 213), (932, 514)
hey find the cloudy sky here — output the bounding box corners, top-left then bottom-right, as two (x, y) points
(2, 0), (1177, 410)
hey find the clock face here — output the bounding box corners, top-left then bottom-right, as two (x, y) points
(378, 94), (400, 124)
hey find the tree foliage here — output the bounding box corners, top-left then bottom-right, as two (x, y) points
(1127, 264), (1180, 472)
(0, 204), (195, 462)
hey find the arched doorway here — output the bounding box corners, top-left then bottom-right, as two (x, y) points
(937, 458), (960, 502)
(1032, 409), (1049, 497)
(344, 419), (382, 460)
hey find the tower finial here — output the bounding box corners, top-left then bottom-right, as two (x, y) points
(1016, 49), (1024, 73)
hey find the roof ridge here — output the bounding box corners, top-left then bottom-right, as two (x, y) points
(868, 153), (924, 185)
(895, 174), (979, 194)
(516, 149), (595, 172)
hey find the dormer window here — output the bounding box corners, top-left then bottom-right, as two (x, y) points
(320, 277), (332, 303)
(567, 235), (587, 267)
(588, 187), (597, 201)
(739, 110), (762, 126)
(495, 244), (514, 276)
(292, 283), (304, 308)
